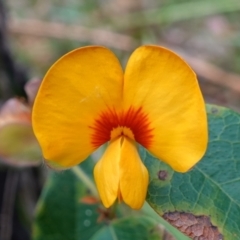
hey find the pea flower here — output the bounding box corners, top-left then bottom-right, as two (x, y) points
(32, 45), (208, 209)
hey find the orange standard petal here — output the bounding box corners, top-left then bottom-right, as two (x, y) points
(32, 46), (123, 169)
(123, 45), (208, 172)
(94, 136), (148, 209)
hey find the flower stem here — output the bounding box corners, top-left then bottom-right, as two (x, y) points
(72, 166), (99, 198)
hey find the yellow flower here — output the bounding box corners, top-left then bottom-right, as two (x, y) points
(32, 45), (208, 209)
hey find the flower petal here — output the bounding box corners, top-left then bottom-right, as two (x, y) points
(120, 137), (148, 209)
(94, 138), (121, 208)
(123, 45), (208, 172)
(32, 46), (123, 169)
(94, 137), (148, 209)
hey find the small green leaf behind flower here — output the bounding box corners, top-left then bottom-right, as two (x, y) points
(0, 79), (42, 167)
(0, 122), (42, 167)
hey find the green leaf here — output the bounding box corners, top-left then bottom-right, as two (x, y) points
(33, 158), (170, 240)
(144, 104), (240, 239)
(33, 158), (104, 240)
(90, 216), (163, 240)
(141, 203), (190, 240)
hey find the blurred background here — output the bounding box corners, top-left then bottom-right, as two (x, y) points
(0, 0), (240, 239)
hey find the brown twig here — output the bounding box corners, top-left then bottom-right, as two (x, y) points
(182, 54), (240, 93)
(8, 18), (137, 51)
(8, 18), (240, 98)
(162, 44), (240, 94)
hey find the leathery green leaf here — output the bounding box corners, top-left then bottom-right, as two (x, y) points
(143, 104), (240, 239)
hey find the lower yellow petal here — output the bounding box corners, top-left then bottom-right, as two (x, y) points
(94, 137), (148, 209)
(120, 137), (148, 210)
(94, 138), (121, 208)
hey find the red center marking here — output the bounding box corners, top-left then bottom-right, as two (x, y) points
(90, 106), (153, 149)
